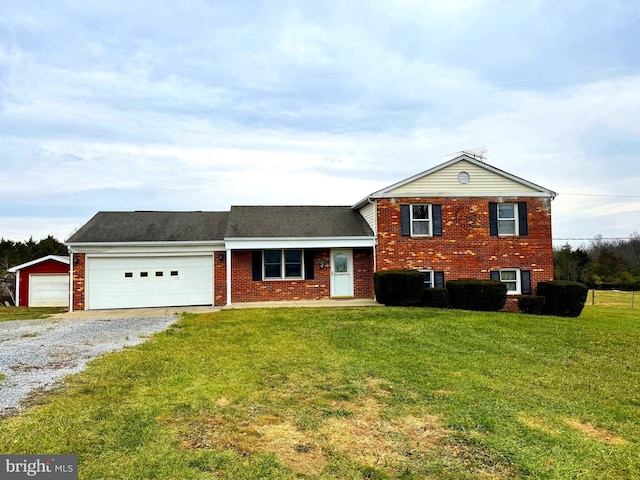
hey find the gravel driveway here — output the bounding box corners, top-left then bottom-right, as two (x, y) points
(0, 312), (182, 415)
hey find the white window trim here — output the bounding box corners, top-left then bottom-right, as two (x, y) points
(410, 204), (433, 237)
(499, 268), (521, 295)
(263, 249), (305, 281)
(497, 203), (519, 236)
(419, 269), (434, 289)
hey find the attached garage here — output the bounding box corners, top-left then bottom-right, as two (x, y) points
(86, 255), (214, 310)
(66, 211), (230, 311)
(8, 255), (70, 307)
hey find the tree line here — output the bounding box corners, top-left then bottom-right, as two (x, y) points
(0, 236), (67, 274)
(554, 233), (640, 290)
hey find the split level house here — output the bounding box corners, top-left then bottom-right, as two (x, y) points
(65, 154), (556, 311)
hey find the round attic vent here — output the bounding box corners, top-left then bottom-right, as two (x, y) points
(458, 171), (470, 184)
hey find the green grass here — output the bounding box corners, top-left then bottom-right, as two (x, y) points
(588, 289), (639, 308)
(0, 306), (66, 322)
(0, 304), (639, 479)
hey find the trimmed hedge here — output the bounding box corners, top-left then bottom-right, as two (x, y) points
(374, 270), (424, 306)
(537, 280), (588, 317)
(447, 279), (507, 311)
(420, 287), (449, 308)
(518, 295), (546, 315)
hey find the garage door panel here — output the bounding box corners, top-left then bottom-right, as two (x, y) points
(29, 274), (69, 307)
(87, 256), (213, 309)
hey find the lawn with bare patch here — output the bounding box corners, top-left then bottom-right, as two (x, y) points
(0, 304), (638, 478)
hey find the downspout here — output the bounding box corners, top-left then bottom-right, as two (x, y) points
(68, 249), (74, 312)
(225, 248), (232, 306)
(368, 197), (378, 273)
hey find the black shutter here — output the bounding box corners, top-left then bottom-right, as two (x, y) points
(400, 204), (410, 236)
(434, 271), (445, 288)
(432, 204), (443, 236)
(521, 270), (531, 294)
(304, 250), (315, 280)
(490, 270), (500, 282)
(518, 202), (528, 236)
(252, 251), (262, 281)
(489, 202), (498, 236)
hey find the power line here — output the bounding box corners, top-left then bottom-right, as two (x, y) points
(558, 192), (640, 198)
(553, 237), (637, 241)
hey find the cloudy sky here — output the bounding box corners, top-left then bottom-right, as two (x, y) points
(2, 0), (639, 247)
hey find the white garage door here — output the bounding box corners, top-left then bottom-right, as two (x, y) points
(29, 274), (70, 307)
(87, 256), (213, 309)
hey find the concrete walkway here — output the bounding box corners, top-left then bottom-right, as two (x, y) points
(223, 298), (381, 309)
(54, 299), (381, 319)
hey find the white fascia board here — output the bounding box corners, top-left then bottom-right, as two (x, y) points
(8, 255), (70, 272)
(371, 191), (554, 198)
(224, 236), (376, 250)
(67, 241), (225, 255)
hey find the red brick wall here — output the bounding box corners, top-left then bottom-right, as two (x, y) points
(230, 248), (374, 303)
(72, 253), (86, 311)
(214, 251), (227, 306)
(375, 197), (554, 294)
(354, 248), (375, 299)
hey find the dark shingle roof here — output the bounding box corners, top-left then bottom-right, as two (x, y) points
(225, 206), (373, 238)
(66, 211), (229, 243)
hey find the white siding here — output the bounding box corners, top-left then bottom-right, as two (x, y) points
(358, 202), (376, 234)
(387, 160), (542, 197)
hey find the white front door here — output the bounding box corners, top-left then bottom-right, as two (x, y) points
(330, 249), (354, 297)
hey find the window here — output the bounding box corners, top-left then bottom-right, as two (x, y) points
(418, 269), (445, 289)
(124, 272), (133, 278)
(140, 272), (149, 278)
(155, 271), (164, 277)
(401, 204), (443, 237)
(411, 205), (432, 236)
(264, 249), (304, 280)
(491, 269), (531, 295)
(489, 202), (528, 236)
(498, 203), (518, 235)
(499, 269), (520, 293)
(420, 269), (434, 288)
(170, 271), (179, 277)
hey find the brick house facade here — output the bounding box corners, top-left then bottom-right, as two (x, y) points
(66, 155), (555, 311)
(375, 196), (553, 289)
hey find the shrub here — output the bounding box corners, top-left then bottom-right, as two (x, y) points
(447, 279), (507, 311)
(537, 280), (588, 317)
(374, 270), (424, 306)
(518, 295), (546, 315)
(420, 288), (449, 308)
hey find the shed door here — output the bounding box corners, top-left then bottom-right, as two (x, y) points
(87, 256), (213, 309)
(29, 274), (69, 307)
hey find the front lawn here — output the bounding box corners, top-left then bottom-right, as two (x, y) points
(0, 306), (66, 322)
(0, 305), (638, 479)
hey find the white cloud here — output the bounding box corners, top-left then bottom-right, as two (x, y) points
(1, 0), (639, 242)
